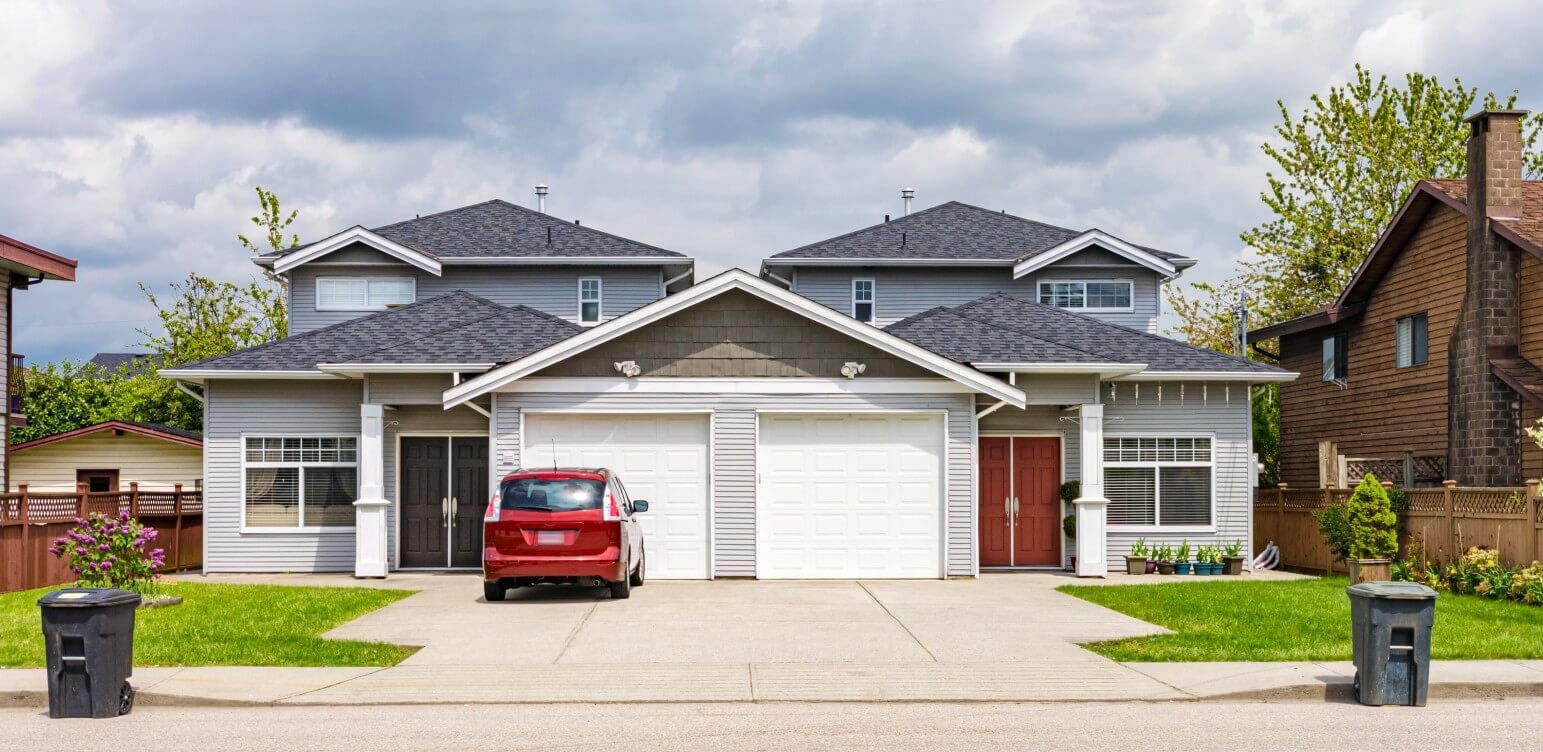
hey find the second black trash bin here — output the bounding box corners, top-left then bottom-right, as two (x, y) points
(1347, 581), (1437, 707)
(38, 588), (142, 718)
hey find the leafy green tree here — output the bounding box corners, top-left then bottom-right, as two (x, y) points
(139, 274), (286, 366)
(12, 362), (201, 444)
(239, 186), (300, 281)
(1345, 473), (1399, 560)
(1170, 65), (1543, 354)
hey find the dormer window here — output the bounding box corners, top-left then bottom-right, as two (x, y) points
(853, 279), (876, 323)
(1037, 280), (1132, 312)
(578, 277), (602, 325)
(315, 277), (415, 311)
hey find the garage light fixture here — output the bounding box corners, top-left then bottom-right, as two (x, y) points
(840, 361), (867, 379)
(614, 360), (642, 378)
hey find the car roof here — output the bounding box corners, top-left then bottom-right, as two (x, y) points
(500, 467), (609, 482)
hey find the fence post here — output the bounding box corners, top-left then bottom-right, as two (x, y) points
(171, 484), (184, 572)
(1276, 483), (1287, 546)
(129, 482), (139, 518)
(1526, 479), (1540, 565)
(18, 484), (29, 593)
(75, 482), (87, 518)
(1442, 479), (1457, 560)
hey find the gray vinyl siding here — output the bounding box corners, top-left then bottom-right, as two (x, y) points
(287, 263), (664, 333)
(977, 380), (1253, 570)
(366, 373), (457, 404)
(790, 265), (1161, 332)
(204, 379), (363, 573)
(491, 389), (976, 577)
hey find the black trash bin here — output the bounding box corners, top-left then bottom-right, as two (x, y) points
(38, 588), (142, 718)
(1347, 581), (1437, 707)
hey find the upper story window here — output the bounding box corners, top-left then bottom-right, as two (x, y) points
(1037, 280), (1132, 312)
(578, 277), (602, 325)
(315, 277), (415, 311)
(1322, 333), (1348, 382)
(1396, 313), (1428, 368)
(852, 279), (876, 323)
(1104, 436), (1213, 528)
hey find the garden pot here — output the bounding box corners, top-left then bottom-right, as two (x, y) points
(1125, 556), (1148, 575)
(1067, 556), (1077, 571)
(1145, 561), (1158, 574)
(1174, 562), (1191, 575)
(1223, 556), (1245, 576)
(1349, 558), (1392, 584)
(1210, 563), (1224, 575)
(1156, 561), (1175, 575)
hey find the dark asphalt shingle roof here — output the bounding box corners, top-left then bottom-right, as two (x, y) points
(120, 421), (203, 442)
(264, 199), (686, 261)
(768, 201), (1188, 263)
(88, 352), (153, 373)
(173, 291), (581, 371)
(886, 293), (1287, 374)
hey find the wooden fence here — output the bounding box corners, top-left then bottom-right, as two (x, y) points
(1253, 481), (1543, 574)
(0, 483), (202, 593)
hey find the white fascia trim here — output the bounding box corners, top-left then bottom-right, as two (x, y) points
(495, 377), (976, 395)
(273, 226), (442, 276)
(1109, 370), (1300, 382)
(762, 257), (1011, 267)
(158, 369), (344, 383)
(438, 256), (691, 266)
(972, 362), (1147, 377)
(1012, 231), (1176, 278)
(319, 363), (495, 374)
(444, 269), (1026, 408)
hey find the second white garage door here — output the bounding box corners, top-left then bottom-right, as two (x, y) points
(523, 413), (710, 579)
(757, 412), (944, 579)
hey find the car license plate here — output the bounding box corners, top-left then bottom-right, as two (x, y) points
(536, 530), (566, 546)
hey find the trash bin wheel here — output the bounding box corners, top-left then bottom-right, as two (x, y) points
(119, 681), (135, 715)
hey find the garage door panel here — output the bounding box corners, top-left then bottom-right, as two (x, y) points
(757, 413), (943, 579)
(524, 414), (709, 580)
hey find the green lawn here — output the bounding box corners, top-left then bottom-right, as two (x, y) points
(0, 582), (416, 667)
(1058, 577), (1543, 662)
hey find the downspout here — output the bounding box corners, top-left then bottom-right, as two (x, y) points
(663, 268), (693, 291)
(764, 269), (792, 288)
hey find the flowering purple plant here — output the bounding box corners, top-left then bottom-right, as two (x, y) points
(47, 509), (165, 594)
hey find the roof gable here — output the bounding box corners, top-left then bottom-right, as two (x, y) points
(12, 421), (202, 453)
(1011, 230), (1177, 277)
(272, 226), (442, 275)
(445, 269), (1028, 407)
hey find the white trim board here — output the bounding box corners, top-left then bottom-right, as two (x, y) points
(444, 269), (1026, 408)
(1012, 230), (1176, 278)
(272, 226), (442, 276)
(493, 377), (978, 395)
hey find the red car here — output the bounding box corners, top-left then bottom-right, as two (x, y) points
(482, 468), (647, 601)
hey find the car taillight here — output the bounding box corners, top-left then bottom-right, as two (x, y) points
(484, 493), (499, 522)
(603, 491), (623, 521)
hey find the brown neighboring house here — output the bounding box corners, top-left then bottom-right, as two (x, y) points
(1249, 109), (1543, 488)
(0, 233), (78, 489)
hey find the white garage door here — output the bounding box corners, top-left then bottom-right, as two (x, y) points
(523, 413), (710, 579)
(757, 412), (944, 579)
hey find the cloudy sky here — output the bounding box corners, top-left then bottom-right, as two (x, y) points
(5, 0), (1541, 363)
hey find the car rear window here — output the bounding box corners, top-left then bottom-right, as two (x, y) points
(500, 478), (605, 512)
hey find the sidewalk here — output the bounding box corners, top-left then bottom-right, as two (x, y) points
(3, 660), (1541, 705)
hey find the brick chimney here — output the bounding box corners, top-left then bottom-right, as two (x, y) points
(1449, 109), (1529, 486)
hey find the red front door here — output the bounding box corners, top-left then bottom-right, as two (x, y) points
(1013, 437), (1061, 566)
(978, 436), (1061, 567)
(977, 437), (1012, 567)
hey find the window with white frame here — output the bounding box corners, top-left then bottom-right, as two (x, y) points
(1396, 313), (1428, 368)
(1037, 280), (1132, 311)
(1104, 436), (1213, 527)
(578, 277), (602, 324)
(243, 437), (358, 529)
(315, 277), (415, 311)
(852, 278), (875, 323)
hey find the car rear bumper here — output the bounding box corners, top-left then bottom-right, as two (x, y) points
(484, 548), (626, 582)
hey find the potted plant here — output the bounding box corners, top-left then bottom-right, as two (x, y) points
(1126, 537), (1149, 575)
(1193, 546), (1212, 575)
(1207, 547), (1225, 575)
(1060, 481), (1080, 570)
(1345, 474), (1398, 584)
(1173, 539), (1192, 575)
(1154, 543), (1176, 575)
(1062, 512), (1077, 571)
(1222, 540), (1246, 575)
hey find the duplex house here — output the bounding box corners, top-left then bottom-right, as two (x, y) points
(164, 194), (1292, 579)
(1248, 109), (1543, 488)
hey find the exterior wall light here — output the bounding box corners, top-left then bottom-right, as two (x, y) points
(840, 362), (867, 379)
(613, 360), (642, 378)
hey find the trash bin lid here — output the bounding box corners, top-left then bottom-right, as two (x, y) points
(1346, 581), (1438, 600)
(37, 588), (142, 608)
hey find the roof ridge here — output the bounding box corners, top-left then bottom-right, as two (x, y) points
(767, 201), (968, 259)
(944, 295), (1121, 362)
(883, 305), (954, 331)
(172, 290), (503, 370)
(380, 198), (687, 259)
(371, 198), (510, 234)
(944, 201), (1081, 237)
(506, 302), (585, 329)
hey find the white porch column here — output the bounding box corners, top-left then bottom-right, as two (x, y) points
(1075, 403), (1109, 577)
(354, 403), (389, 578)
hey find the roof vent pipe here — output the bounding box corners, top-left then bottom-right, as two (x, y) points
(901, 187), (914, 215)
(535, 183), (549, 213)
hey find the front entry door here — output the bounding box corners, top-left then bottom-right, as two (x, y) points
(400, 436), (488, 569)
(977, 436), (1062, 567)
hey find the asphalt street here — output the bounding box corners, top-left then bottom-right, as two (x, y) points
(0, 699), (1538, 752)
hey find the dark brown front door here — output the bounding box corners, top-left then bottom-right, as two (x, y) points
(450, 437), (489, 568)
(400, 437), (449, 568)
(977, 438), (1012, 567)
(1013, 437), (1061, 566)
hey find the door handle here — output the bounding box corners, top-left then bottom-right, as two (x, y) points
(1004, 496), (1011, 520)
(441, 497), (449, 525)
(1012, 497), (1020, 525)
